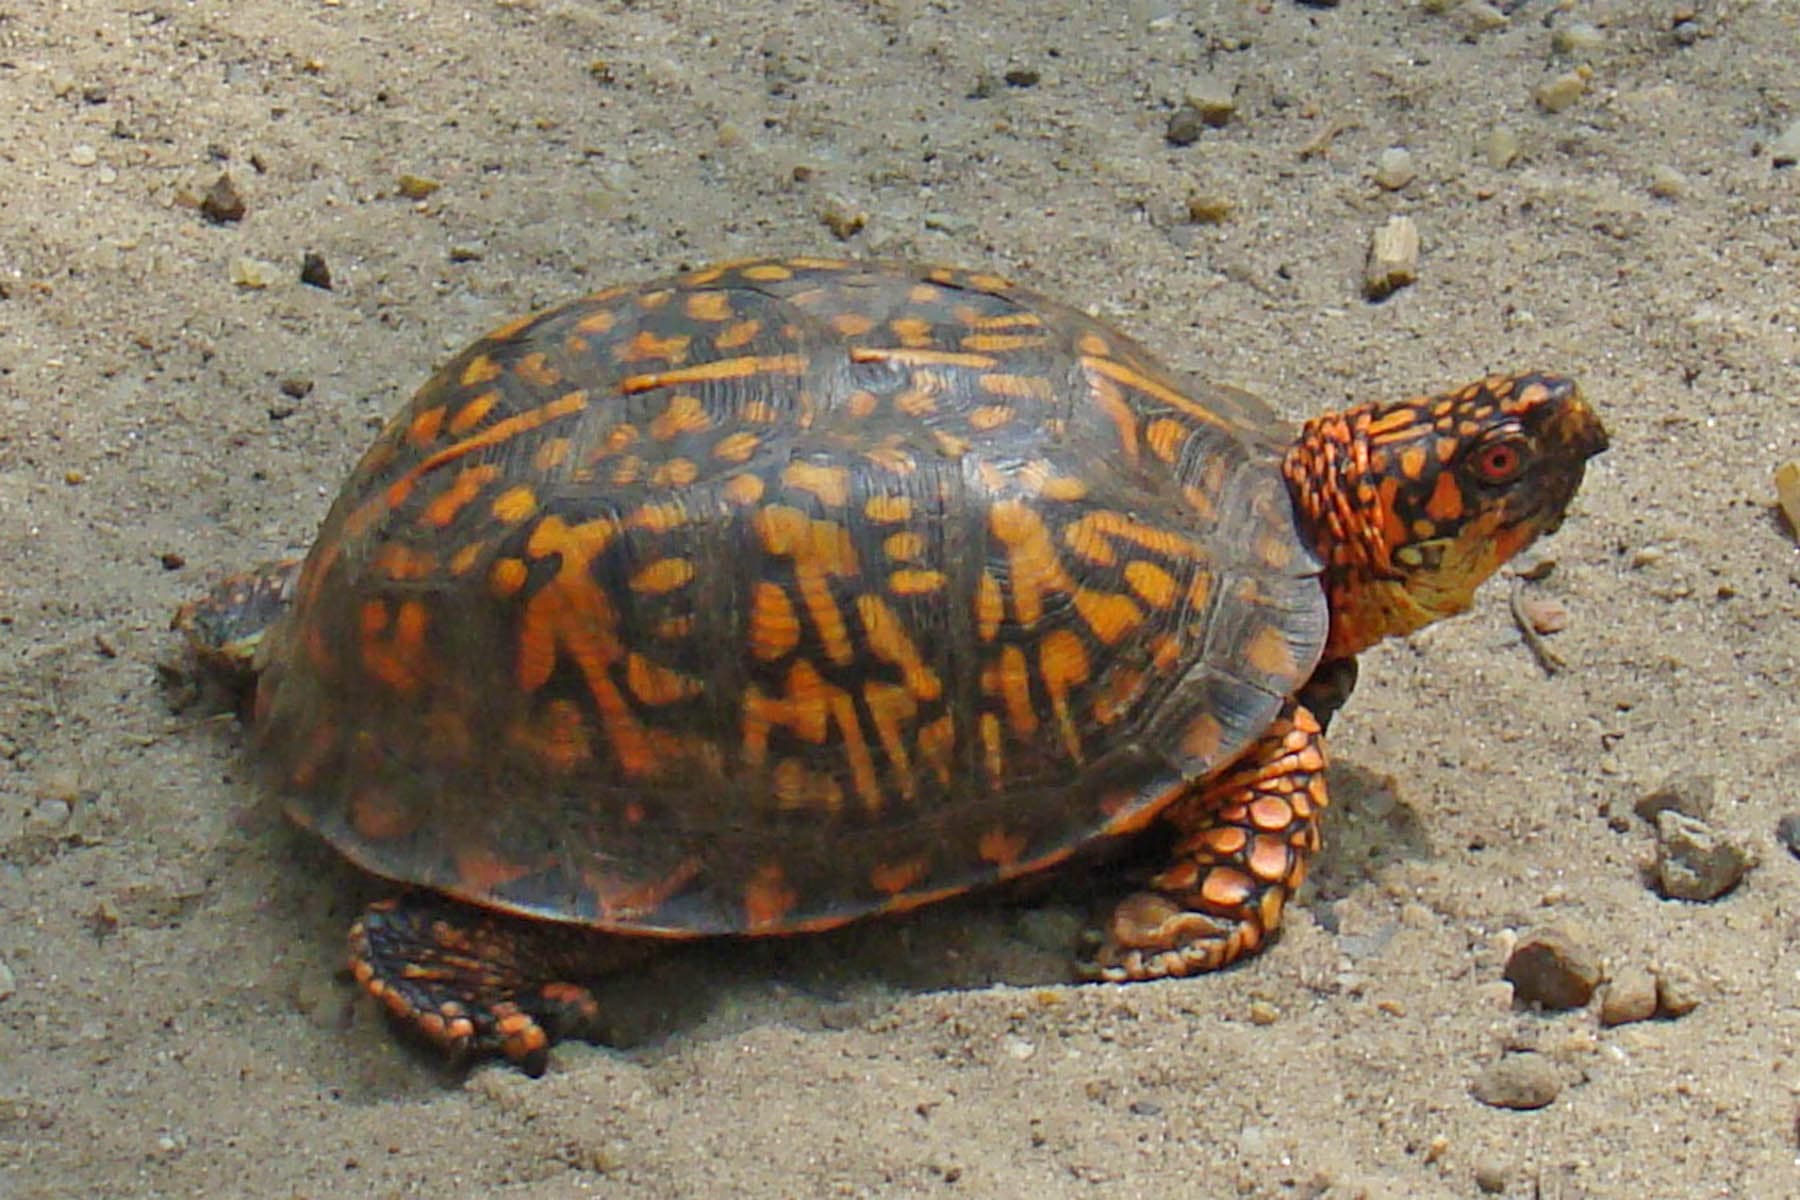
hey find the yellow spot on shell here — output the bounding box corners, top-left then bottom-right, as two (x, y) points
(490, 557), (528, 597)
(1123, 561), (1179, 609)
(742, 263), (793, 282)
(683, 291), (733, 322)
(626, 654), (702, 705)
(460, 355), (502, 387)
(749, 582), (801, 660)
(574, 307), (617, 335)
(408, 406), (446, 446)
(865, 495), (912, 523)
(979, 373), (1056, 402)
(884, 531), (925, 562)
(968, 404), (1014, 431)
(716, 319), (762, 350)
(721, 473), (765, 506)
(650, 458), (699, 488)
(1073, 589), (1144, 645)
(870, 858), (929, 896)
(889, 570), (946, 595)
(448, 392), (497, 435)
(650, 395), (710, 441)
(713, 431), (761, 462)
(1244, 625), (1298, 679)
(830, 312), (876, 337)
(782, 461), (851, 506)
(491, 485), (538, 524)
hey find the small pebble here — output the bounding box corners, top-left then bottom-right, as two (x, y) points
(1517, 593), (1569, 634)
(1671, 20), (1699, 46)
(1504, 927), (1601, 1010)
(1654, 811), (1752, 902)
(1634, 770), (1715, 824)
(1003, 67), (1040, 88)
(818, 195), (868, 240)
(1653, 963), (1702, 1017)
(1474, 1159), (1509, 1194)
(299, 252), (333, 290)
(1471, 1053), (1560, 1110)
(396, 173), (442, 200)
(229, 257), (280, 289)
(1373, 147), (1415, 190)
(1484, 127), (1520, 169)
(200, 172), (246, 223)
(69, 142), (98, 166)
(1775, 461), (1800, 536)
(1363, 215), (1419, 301)
(1461, 2), (1508, 31)
(1768, 120), (1800, 168)
(1185, 193), (1233, 224)
(1165, 105), (1206, 147)
(1776, 813), (1800, 859)
(1534, 69), (1590, 114)
(1648, 164), (1689, 200)
(1182, 78), (1236, 127)
(1599, 969), (1658, 1027)
(1248, 1000), (1279, 1025)
(0, 959), (14, 1002)
(1551, 22), (1605, 56)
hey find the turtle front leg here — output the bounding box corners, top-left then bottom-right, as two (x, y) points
(349, 896), (634, 1076)
(1084, 701), (1327, 981)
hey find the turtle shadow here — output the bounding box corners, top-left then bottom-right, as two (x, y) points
(235, 758), (1434, 1084)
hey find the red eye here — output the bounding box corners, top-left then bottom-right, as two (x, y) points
(1472, 440), (1524, 484)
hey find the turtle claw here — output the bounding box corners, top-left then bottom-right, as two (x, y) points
(1077, 892), (1260, 983)
(348, 897), (599, 1076)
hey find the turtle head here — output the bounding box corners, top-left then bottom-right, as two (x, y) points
(170, 559), (302, 702)
(1283, 374), (1607, 660)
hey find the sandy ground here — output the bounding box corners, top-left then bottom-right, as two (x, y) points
(2, 1), (1798, 1196)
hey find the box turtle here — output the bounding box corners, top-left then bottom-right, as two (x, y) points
(177, 256), (1607, 1074)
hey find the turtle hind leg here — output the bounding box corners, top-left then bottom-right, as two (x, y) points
(1082, 700), (1328, 981)
(349, 896), (636, 1076)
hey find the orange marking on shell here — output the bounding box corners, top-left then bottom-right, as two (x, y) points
(857, 594), (942, 701)
(870, 857), (930, 896)
(454, 845), (533, 895)
(449, 540), (486, 576)
(1039, 474), (1090, 502)
(1399, 444), (1428, 481)
(968, 403), (1014, 431)
(586, 423), (639, 462)
(626, 653), (702, 705)
(459, 354), (502, 388)
(491, 485), (538, 524)
(749, 582), (801, 661)
(742, 263), (793, 282)
(865, 494), (911, 523)
(1073, 588), (1145, 645)
(889, 316), (935, 347)
(862, 446), (917, 474)
(1365, 406), (1423, 440)
(961, 333), (1051, 352)
(993, 645), (1038, 738)
(1244, 625), (1298, 680)
(895, 387), (936, 417)
(931, 429), (969, 458)
(1145, 417), (1187, 464)
(889, 569), (946, 596)
(650, 395), (710, 441)
(348, 786), (419, 840)
(654, 614), (695, 640)
(863, 681), (918, 798)
(979, 373), (1055, 402)
(988, 500), (1074, 626)
(408, 406), (447, 447)
(715, 319), (762, 350)
(620, 354), (806, 394)
(1123, 561), (1179, 609)
(490, 556), (528, 597)
(631, 557), (695, 595)
(713, 431), (761, 462)
(361, 598), (430, 693)
(621, 330), (691, 366)
(1425, 471), (1463, 522)
(845, 389), (879, 418)
(513, 352), (561, 389)
(978, 827), (1029, 869)
(373, 543), (436, 581)
(783, 461), (851, 506)
(1039, 628), (1090, 763)
(1091, 665), (1146, 725)
(975, 571), (1004, 641)
(850, 346), (996, 372)
(515, 514), (656, 775)
(1081, 356), (1228, 431)
(917, 715), (955, 784)
(770, 757), (844, 813)
(830, 311), (876, 337)
(637, 289), (673, 310)
(884, 531), (925, 562)
(907, 283), (944, 303)
(447, 392), (496, 436)
(649, 458), (699, 488)
(574, 306), (618, 335)
(533, 437), (571, 472)
(683, 290), (733, 322)
(696, 474), (756, 514)
(420, 463), (502, 528)
(1200, 866), (1256, 909)
(754, 505), (859, 663)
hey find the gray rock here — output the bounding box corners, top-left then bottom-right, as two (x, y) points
(1504, 927), (1601, 1010)
(1471, 1053), (1560, 1110)
(1653, 963), (1703, 1017)
(1654, 811), (1752, 901)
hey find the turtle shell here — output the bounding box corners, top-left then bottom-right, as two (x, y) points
(253, 258), (1328, 936)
